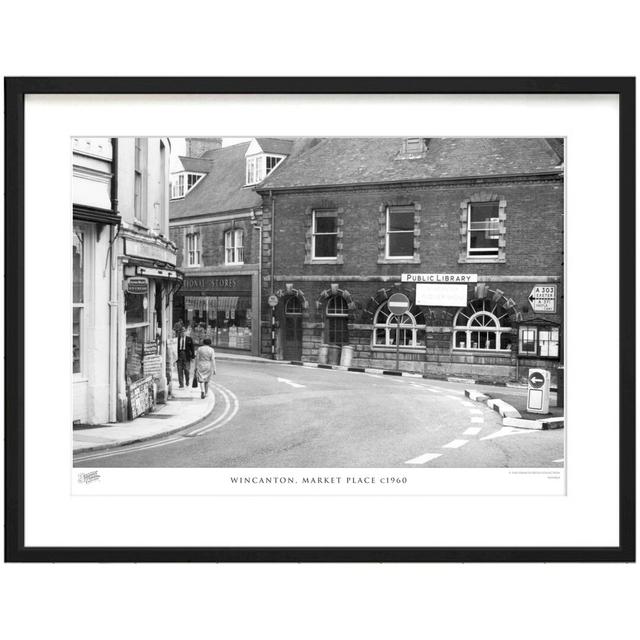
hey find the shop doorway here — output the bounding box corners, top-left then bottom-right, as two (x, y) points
(282, 295), (303, 361)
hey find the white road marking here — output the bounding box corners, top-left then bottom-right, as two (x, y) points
(277, 377), (306, 388)
(461, 401), (475, 407)
(74, 382), (237, 462)
(442, 439), (468, 449)
(405, 452), (443, 465)
(480, 427), (536, 440)
(469, 408), (483, 414)
(553, 458), (564, 463)
(470, 416), (484, 423)
(186, 386), (240, 436)
(425, 387), (442, 393)
(463, 426), (482, 436)
(445, 394), (461, 401)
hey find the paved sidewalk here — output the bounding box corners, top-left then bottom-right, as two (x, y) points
(73, 381), (215, 455)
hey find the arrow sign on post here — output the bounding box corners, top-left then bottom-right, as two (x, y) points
(528, 285), (557, 313)
(528, 372), (545, 388)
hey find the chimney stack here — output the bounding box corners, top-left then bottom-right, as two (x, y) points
(186, 137), (223, 158)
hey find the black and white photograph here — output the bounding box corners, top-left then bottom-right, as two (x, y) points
(72, 135), (565, 473)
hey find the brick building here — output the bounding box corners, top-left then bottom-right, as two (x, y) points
(169, 137), (319, 355)
(256, 137), (564, 384)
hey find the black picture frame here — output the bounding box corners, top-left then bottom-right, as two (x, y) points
(4, 76), (635, 563)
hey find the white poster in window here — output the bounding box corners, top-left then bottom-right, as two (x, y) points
(416, 283), (468, 307)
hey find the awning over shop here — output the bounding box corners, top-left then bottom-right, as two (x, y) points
(183, 296), (243, 312)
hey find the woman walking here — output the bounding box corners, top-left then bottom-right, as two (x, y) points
(194, 337), (216, 399)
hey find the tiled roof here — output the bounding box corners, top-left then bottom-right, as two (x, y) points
(179, 156), (214, 174)
(254, 138), (294, 156)
(170, 142), (260, 219)
(170, 138), (324, 220)
(258, 137), (564, 190)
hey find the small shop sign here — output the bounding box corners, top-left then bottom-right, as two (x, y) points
(125, 276), (148, 295)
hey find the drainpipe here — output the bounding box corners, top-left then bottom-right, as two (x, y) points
(270, 192), (277, 359)
(108, 138), (119, 422)
(250, 208), (262, 357)
(270, 192), (275, 294)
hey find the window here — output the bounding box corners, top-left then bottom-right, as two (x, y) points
(285, 296), (302, 315)
(171, 172), (204, 199)
(403, 138), (427, 154)
(373, 299), (426, 349)
(326, 295), (349, 345)
(312, 211), (338, 259)
(453, 299), (512, 351)
(518, 325), (560, 358)
(245, 154), (284, 185)
(134, 138), (146, 223)
(386, 206), (415, 258)
(224, 229), (244, 264)
(467, 201), (500, 257)
(125, 280), (149, 384)
(186, 232), (201, 267)
(72, 226), (85, 375)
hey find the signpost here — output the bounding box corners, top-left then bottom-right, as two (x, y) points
(527, 368), (551, 413)
(528, 285), (557, 313)
(268, 295), (278, 359)
(387, 293), (410, 371)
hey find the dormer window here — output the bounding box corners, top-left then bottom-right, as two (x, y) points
(245, 154), (284, 185)
(170, 172), (205, 199)
(402, 138), (428, 155)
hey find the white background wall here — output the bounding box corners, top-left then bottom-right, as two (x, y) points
(1, 3), (638, 640)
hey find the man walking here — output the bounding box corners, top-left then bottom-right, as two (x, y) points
(175, 323), (195, 388)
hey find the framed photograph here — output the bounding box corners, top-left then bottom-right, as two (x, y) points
(5, 77), (635, 562)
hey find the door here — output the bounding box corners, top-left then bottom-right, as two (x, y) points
(282, 295), (303, 361)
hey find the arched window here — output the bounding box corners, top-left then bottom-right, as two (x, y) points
(373, 299), (425, 349)
(453, 299), (512, 351)
(284, 295), (302, 315)
(326, 295), (348, 345)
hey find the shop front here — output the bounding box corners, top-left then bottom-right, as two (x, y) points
(119, 235), (181, 421)
(173, 273), (260, 355)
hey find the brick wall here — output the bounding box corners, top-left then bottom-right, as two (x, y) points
(259, 176), (563, 384)
(170, 217), (257, 269)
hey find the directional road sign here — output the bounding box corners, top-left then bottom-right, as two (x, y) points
(528, 285), (557, 313)
(529, 371), (546, 388)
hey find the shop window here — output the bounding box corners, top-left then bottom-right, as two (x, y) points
(326, 295), (349, 345)
(372, 299), (426, 349)
(72, 226), (85, 375)
(225, 229), (244, 264)
(518, 325), (560, 358)
(312, 211), (338, 259)
(453, 299), (512, 351)
(125, 282), (149, 383)
(386, 206), (416, 259)
(186, 232), (201, 267)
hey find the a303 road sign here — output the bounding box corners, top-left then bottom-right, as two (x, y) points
(528, 284), (557, 313)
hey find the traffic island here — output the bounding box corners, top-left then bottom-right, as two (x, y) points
(465, 388), (565, 431)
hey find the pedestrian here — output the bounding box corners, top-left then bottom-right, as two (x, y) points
(194, 337), (216, 399)
(175, 325), (195, 388)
